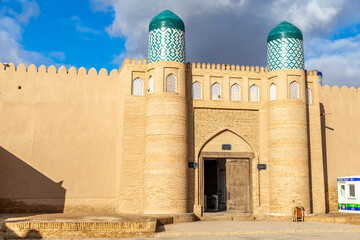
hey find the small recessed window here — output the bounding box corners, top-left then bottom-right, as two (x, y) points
(211, 83), (221, 100)
(148, 76), (154, 94)
(306, 88), (312, 104)
(231, 84), (241, 101)
(270, 83), (276, 100)
(349, 184), (356, 198)
(166, 74), (177, 92)
(132, 78), (144, 96)
(249, 85), (259, 102)
(289, 81), (299, 99)
(192, 81), (202, 99)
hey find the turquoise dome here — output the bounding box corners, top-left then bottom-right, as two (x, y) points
(149, 10), (185, 32)
(267, 21), (303, 42)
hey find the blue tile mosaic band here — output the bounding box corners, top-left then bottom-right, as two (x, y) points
(148, 10), (186, 63)
(148, 28), (186, 63)
(267, 21), (304, 71)
(267, 38), (304, 71)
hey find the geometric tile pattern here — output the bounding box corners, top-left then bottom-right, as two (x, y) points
(267, 38), (304, 71)
(148, 28), (185, 63)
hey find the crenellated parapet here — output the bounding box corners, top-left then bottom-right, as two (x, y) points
(0, 62), (120, 77)
(122, 58), (147, 65)
(189, 62), (266, 73)
(321, 84), (360, 93)
(0, 62), (123, 105)
(320, 84), (360, 104)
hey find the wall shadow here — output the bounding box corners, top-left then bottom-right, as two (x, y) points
(186, 63), (195, 212)
(0, 146), (66, 214)
(320, 103), (330, 213)
(305, 77), (313, 214)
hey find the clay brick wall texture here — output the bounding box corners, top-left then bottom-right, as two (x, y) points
(0, 63), (121, 212)
(319, 85), (360, 212)
(191, 106), (260, 213)
(1, 57), (348, 217)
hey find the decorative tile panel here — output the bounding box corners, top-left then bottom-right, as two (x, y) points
(148, 28), (185, 63)
(267, 38), (304, 71)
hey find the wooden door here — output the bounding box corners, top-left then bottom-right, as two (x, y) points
(226, 159), (251, 212)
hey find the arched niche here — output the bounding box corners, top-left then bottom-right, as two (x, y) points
(199, 129), (255, 158)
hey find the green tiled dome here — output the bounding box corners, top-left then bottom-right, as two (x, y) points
(267, 21), (303, 42)
(149, 10), (185, 32)
(148, 10), (186, 63)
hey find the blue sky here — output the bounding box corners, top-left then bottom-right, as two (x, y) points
(1, 0), (360, 87)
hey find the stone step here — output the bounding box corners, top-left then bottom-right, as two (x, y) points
(200, 213), (255, 221)
(0, 213), (196, 238)
(1, 220), (157, 239)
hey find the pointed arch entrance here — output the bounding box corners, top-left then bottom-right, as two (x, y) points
(196, 129), (256, 214)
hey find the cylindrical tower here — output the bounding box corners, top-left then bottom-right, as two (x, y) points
(267, 21), (311, 214)
(144, 10), (188, 214)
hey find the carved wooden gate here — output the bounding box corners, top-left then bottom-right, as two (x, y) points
(226, 159), (251, 212)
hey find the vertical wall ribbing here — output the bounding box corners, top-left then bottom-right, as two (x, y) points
(143, 62), (188, 214)
(267, 71), (311, 214)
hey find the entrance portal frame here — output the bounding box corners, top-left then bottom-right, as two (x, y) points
(198, 151), (255, 215)
(193, 129), (259, 216)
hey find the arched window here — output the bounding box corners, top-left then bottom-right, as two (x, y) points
(249, 85), (259, 102)
(289, 81), (299, 99)
(306, 88), (312, 104)
(211, 83), (221, 100)
(148, 76), (154, 94)
(132, 78), (143, 96)
(231, 84), (241, 101)
(270, 83), (277, 100)
(166, 74), (177, 92)
(192, 81), (202, 99)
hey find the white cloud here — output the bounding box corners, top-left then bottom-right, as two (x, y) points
(306, 34), (360, 87)
(70, 15), (102, 34)
(269, 0), (345, 33)
(0, 0), (59, 66)
(0, 17), (24, 64)
(90, 0), (249, 62)
(95, 0), (360, 87)
(13, 0), (40, 25)
(48, 51), (66, 61)
(90, 0), (352, 63)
